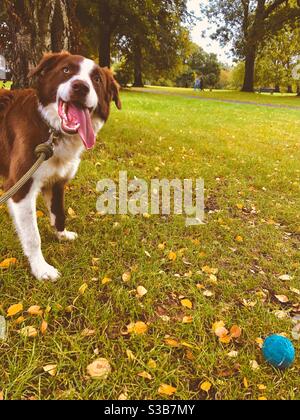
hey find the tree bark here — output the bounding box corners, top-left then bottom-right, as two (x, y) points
(242, 43), (256, 92)
(133, 38), (143, 87)
(287, 85), (293, 94)
(3, 0), (77, 88)
(99, 0), (112, 68)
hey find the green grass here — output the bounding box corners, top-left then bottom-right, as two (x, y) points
(0, 90), (300, 400)
(137, 85), (300, 107)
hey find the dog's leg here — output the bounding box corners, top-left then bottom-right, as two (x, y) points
(8, 190), (61, 281)
(43, 181), (78, 241)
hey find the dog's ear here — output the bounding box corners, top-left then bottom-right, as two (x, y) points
(28, 52), (70, 78)
(112, 78), (122, 110)
(102, 67), (122, 110)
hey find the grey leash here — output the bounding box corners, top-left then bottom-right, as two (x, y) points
(0, 133), (56, 206)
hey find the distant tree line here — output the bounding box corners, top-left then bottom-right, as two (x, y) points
(1, 0), (300, 92)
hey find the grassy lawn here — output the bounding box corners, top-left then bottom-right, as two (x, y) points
(1, 90), (300, 400)
(137, 85), (300, 107)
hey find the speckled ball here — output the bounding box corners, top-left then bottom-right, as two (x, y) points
(262, 335), (295, 370)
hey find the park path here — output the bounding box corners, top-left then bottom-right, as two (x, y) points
(129, 87), (300, 111)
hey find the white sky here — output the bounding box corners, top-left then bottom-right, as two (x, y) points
(187, 0), (233, 65)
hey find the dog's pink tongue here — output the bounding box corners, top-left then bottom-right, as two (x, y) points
(68, 103), (95, 150)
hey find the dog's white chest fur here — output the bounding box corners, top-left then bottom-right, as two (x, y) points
(34, 135), (84, 188)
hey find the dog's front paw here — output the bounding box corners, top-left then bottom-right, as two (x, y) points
(57, 230), (78, 242)
(31, 262), (61, 282)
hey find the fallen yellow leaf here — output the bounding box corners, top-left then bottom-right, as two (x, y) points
(0, 258), (17, 269)
(158, 384), (177, 396)
(236, 235), (244, 243)
(147, 359), (157, 369)
(127, 321), (148, 335)
(78, 283), (88, 295)
(181, 299), (193, 309)
(102, 277), (112, 285)
(168, 251), (177, 262)
(200, 381), (212, 393)
(7, 303), (23, 317)
(164, 338), (181, 348)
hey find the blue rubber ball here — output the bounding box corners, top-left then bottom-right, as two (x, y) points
(262, 335), (295, 370)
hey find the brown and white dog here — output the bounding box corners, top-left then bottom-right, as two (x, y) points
(0, 52), (121, 281)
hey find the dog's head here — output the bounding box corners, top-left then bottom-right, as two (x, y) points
(29, 52), (121, 150)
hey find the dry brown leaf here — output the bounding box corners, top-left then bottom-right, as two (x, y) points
(137, 371), (152, 380)
(15, 316), (25, 325)
(182, 316), (193, 324)
(250, 360), (260, 371)
(122, 272), (131, 282)
(137, 286), (148, 297)
(215, 327), (229, 339)
(158, 384), (177, 396)
(68, 207), (76, 218)
(279, 275), (291, 281)
(212, 321), (225, 333)
(275, 295), (289, 303)
(27, 306), (42, 316)
(43, 365), (57, 377)
(164, 338), (181, 348)
(20, 326), (38, 338)
(81, 329), (96, 337)
(7, 303), (23, 317)
(40, 320), (48, 335)
(227, 351), (239, 358)
(87, 358), (111, 379)
(230, 325), (242, 339)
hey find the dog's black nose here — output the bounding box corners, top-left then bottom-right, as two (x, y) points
(72, 80), (90, 95)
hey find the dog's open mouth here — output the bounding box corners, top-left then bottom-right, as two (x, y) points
(58, 99), (96, 150)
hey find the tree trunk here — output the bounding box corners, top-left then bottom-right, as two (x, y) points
(3, 0), (77, 89)
(133, 38), (143, 87)
(99, 0), (111, 68)
(274, 84), (280, 93)
(242, 44), (256, 92)
(287, 85), (293, 94)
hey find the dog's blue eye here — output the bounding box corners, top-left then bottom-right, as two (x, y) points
(63, 67), (70, 74)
